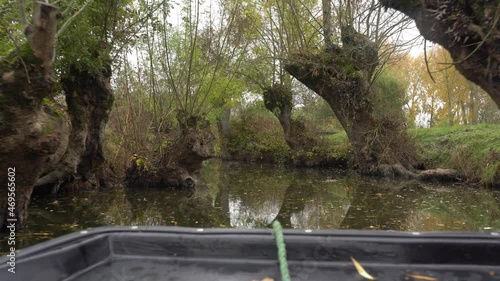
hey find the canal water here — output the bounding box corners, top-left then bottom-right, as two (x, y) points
(3, 160), (499, 253)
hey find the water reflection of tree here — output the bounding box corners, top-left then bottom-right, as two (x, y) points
(274, 183), (314, 228)
(124, 183), (231, 228)
(270, 180), (353, 229)
(222, 163), (355, 229)
(222, 161), (291, 227)
(17, 161), (500, 255)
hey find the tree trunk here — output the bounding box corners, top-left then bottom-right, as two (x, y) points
(126, 114), (215, 188)
(0, 3), (62, 231)
(445, 72), (454, 125)
(380, 0), (500, 109)
(285, 43), (419, 175)
(263, 84), (304, 151)
(460, 101), (468, 125)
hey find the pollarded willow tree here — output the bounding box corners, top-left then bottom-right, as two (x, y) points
(279, 0), (416, 175)
(233, 0), (339, 166)
(262, 0), (456, 179)
(0, 0), (134, 231)
(282, 0), (459, 178)
(380, 0), (500, 109)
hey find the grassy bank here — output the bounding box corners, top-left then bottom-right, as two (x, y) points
(227, 119), (500, 186)
(411, 124), (500, 186)
(225, 111), (353, 165)
(329, 125), (500, 186)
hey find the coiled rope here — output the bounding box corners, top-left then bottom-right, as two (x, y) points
(272, 220), (291, 281)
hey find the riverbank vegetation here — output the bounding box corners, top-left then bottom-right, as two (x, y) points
(1, 0), (499, 230)
(220, 115), (500, 186)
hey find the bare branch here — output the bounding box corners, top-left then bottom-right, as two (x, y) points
(424, 39), (436, 83)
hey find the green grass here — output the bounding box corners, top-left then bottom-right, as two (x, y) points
(411, 124), (500, 186)
(324, 124), (500, 185)
(228, 120), (500, 185)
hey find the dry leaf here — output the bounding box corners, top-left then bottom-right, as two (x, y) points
(406, 273), (437, 281)
(351, 257), (375, 280)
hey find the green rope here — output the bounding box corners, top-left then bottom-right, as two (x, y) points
(272, 220), (291, 281)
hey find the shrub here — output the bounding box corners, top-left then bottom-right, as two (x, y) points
(227, 112), (290, 163)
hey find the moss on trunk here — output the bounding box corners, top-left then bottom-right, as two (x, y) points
(34, 64), (114, 194)
(0, 3), (62, 231)
(125, 114), (216, 189)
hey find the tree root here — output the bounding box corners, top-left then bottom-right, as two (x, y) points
(368, 163), (462, 183)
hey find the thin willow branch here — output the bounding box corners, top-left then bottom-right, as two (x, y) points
(424, 39), (436, 83)
(56, 0), (94, 37)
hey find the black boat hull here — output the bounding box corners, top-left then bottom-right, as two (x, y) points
(1, 227), (499, 280)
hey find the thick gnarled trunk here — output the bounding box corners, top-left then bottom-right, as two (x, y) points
(285, 47), (418, 174)
(35, 65), (114, 193)
(126, 115), (216, 188)
(0, 3), (62, 231)
(380, 0), (500, 108)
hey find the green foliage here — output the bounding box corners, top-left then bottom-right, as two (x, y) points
(294, 92), (342, 131)
(151, 1), (249, 127)
(228, 109), (291, 163)
(373, 69), (407, 121)
(56, 0), (133, 78)
(321, 132), (353, 161)
(0, 0), (24, 58)
(413, 124), (500, 186)
(134, 156), (147, 171)
(227, 103), (355, 165)
(483, 161), (500, 186)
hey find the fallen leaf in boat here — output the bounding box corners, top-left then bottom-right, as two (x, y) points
(351, 257), (375, 280)
(489, 271), (495, 277)
(251, 278), (274, 281)
(406, 273), (437, 281)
